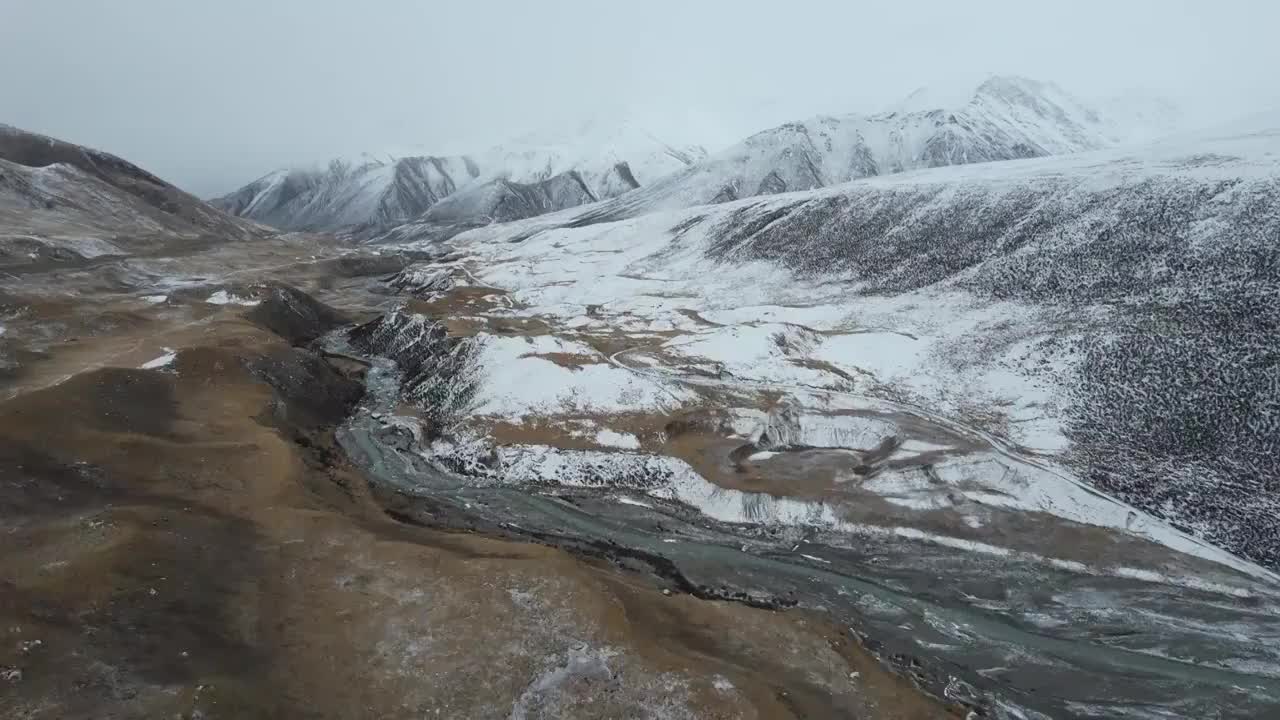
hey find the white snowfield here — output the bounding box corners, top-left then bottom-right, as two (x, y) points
(469, 333), (695, 417)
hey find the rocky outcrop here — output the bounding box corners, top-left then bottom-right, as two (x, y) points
(348, 306), (482, 431)
(385, 266), (454, 297)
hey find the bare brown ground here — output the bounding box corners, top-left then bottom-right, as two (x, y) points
(518, 351), (604, 370)
(480, 411), (674, 452)
(406, 284), (519, 318)
(787, 356), (867, 386)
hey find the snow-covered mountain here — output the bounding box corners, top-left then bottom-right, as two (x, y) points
(545, 75), (1186, 222)
(213, 154), (480, 232)
(418, 170), (597, 226)
(477, 118), (706, 198)
(377, 76), (1186, 244)
(213, 120), (707, 233)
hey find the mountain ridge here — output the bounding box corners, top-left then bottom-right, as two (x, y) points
(213, 119), (706, 233)
(1, 123), (260, 241)
(374, 75), (1186, 243)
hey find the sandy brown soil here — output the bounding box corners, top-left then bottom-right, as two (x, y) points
(1, 245), (957, 718)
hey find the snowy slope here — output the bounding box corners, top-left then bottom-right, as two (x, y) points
(410, 117), (1280, 571)
(214, 119), (706, 232)
(213, 154), (480, 232)
(1, 124), (262, 265)
(477, 118), (706, 198)
(1, 123), (259, 242)
(1095, 89), (1186, 144)
(418, 170), (597, 225)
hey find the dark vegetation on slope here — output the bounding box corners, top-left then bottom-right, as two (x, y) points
(701, 170), (1280, 569)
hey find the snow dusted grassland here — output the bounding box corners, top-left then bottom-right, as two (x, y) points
(418, 121), (1280, 572)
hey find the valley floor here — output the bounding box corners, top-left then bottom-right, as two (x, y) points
(4, 227), (1279, 719)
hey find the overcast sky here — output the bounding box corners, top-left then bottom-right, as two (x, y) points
(3, 0), (1277, 197)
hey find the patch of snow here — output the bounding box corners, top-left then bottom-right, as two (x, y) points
(799, 554), (832, 564)
(897, 439), (951, 453)
(508, 647), (616, 719)
(139, 349), (176, 370)
(206, 289), (259, 306)
(595, 429), (641, 449)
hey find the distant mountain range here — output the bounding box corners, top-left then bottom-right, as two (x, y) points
(212, 120), (707, 233)
(376, 76), (1186, 243)
(555, 76), (1187, 222)
(214, 75), (1184, 237)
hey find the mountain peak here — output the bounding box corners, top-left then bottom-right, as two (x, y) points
(974, 74), (1053, 98)
(886, 85), (974, 114)
(886, 75), (1070, 116)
